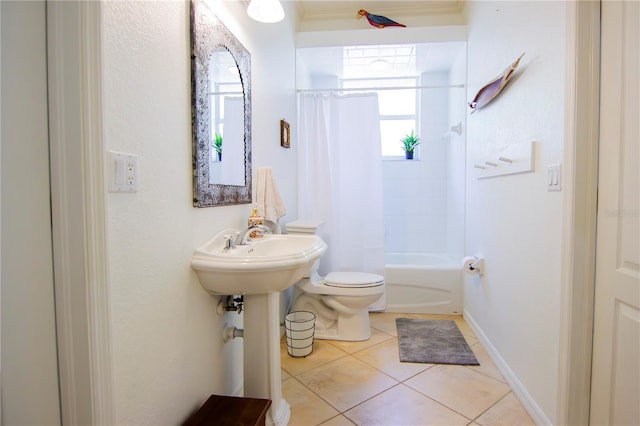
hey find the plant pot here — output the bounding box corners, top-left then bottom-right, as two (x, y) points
(405, 151), (414, 160)
(217, 152), (222, 161)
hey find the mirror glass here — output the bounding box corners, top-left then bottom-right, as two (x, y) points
(208, 49), (245, 186)
(191, 1), (252, 207)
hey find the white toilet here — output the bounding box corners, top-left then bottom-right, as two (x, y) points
(287, 220), (386, 341)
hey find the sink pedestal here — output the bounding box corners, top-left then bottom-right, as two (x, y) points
(191, 232), (327, 425)
(243, 293), (290, 426)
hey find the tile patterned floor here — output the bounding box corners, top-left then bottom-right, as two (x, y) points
(281, 313), (535, 426)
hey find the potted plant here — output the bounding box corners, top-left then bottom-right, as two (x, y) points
(401, 130), (420, 159)
(213, 133), (223, 161)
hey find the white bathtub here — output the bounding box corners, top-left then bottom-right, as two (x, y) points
(384, 253), (462, 314)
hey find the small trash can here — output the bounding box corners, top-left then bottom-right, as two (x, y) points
(284, 311), (316, 357)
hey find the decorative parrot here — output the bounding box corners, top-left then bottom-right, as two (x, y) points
(357, 9), (406, 29)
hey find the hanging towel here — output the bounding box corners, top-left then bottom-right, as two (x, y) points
(256, 167), (287, 231)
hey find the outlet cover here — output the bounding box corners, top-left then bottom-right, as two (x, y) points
(109, 151), (138, 192)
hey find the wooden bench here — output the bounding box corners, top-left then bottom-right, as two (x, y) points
(183, 395), (272, 426)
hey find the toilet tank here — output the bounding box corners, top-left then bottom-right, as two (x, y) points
(285, 220), (325, 236)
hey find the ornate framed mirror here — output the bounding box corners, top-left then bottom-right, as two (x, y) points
(191, 0), (252, 207)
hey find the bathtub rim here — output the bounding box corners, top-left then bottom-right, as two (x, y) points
(384, 252), (462, 270)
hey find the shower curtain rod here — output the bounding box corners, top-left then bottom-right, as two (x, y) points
(297, 83), (465, 94)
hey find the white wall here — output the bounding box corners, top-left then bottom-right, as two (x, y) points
(101, 0), (297, 423)
(463, 1), (565, 423)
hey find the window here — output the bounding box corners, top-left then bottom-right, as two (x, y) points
(208, 50), (243, 154)
(341, 77), (419, 158)
(210, 81), (242, 148)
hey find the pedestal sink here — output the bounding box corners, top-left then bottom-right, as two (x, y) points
(191, 229), (327, 426)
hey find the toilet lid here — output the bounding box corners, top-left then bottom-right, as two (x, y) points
(324, 272), (385, 288)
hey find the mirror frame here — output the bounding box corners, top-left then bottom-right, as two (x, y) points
(191, 0), (252, 207)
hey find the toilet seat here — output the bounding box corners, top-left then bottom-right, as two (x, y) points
(324, 272), (385, 288)
(299, 271), (385, 297)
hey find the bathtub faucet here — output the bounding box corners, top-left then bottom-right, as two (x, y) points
(236, 225), (271, 245)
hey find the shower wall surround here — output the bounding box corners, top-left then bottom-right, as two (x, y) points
(383, 70), (466, 259)
(296, 42), (467, 261)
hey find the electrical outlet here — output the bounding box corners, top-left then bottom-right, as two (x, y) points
(109, 151), (138, 192)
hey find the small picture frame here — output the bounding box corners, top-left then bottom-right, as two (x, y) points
(280, 119), (290, 149)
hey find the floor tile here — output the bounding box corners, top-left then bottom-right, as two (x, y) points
(369, 312), (410, 336)
(371, 313), (459, 336)
(475, 392), (535, 426)
(281, 338), (348, 376)
(281, 369), (291, 381)
(344, 384), (470, 426)
(318, 415), (357, 426)
(405, 364), (510, 419)
(466, 342), (505, 382)
(409, 313), (451, 320)
(326, 328), (393, 354)
(463, 333), (479, 346)
(278, 313), (527, 426)
(353, 338), (433, 382)
(282, 378), (340, 426)
(448, 315), (476, 338)
(297, 356), (398, 412)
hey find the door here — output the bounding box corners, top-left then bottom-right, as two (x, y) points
(590, 1), (640, 425)
(1, 1), (62, 424)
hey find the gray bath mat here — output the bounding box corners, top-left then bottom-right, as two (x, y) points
(396, 318), (479, 365)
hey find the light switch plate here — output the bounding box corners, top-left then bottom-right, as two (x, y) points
(109, 151), (138, 192)
(547, 164), (562, 191)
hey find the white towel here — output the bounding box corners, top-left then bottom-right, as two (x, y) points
(256, 167), (287, 230)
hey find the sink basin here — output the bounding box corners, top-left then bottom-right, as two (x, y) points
(191, 229), (327, 295)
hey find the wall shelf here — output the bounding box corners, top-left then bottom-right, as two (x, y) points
(474, 141), (536, 179)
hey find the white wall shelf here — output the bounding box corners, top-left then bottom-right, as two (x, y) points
(474, 141), (536, 179)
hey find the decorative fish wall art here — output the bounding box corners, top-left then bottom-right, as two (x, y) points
(468, 53), (525, 113)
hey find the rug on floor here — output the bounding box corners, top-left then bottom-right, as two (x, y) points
(396, 318), (480, 365)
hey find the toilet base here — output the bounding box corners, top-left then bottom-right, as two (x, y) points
(313, 310), (373, 341)
(291, 277), (385, 342)
(314, 327), (372, 341)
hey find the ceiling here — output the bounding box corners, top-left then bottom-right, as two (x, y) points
(287, 1), (467, 83)
(297, 41), (466, 81)
(292, 1), (465, 22)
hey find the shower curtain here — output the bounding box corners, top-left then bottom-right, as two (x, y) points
(298, 93), (385, 281)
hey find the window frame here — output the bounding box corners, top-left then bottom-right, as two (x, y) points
(340, 76), (421, 160)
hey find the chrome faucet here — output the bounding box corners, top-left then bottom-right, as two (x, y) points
(223, 233), (238, 250)
(235, 225), (271, 245)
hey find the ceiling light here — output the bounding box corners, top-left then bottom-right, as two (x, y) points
(370, 59), (390, 70)
(247, 0), (284, 23)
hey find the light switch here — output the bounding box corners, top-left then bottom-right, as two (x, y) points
(547, 164), (562, 191)
(109, 151), (138, 192)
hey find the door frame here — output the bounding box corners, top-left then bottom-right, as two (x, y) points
(47, 1), (114, 424)
(557, 1), (601, 425)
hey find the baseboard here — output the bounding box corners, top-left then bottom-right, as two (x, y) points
(463, 310), (552, 426)
(232, 381), (244, 397)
